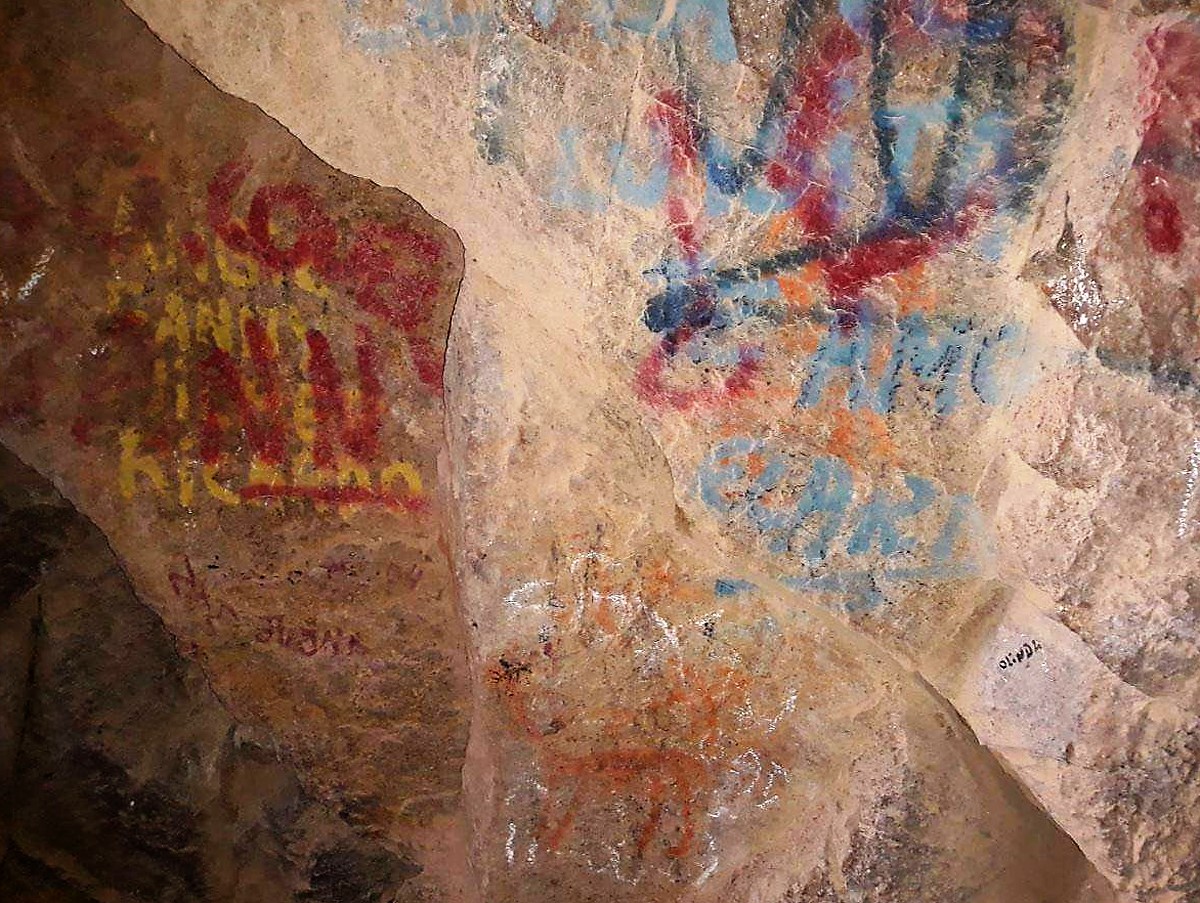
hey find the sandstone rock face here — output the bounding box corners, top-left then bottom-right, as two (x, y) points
(2, 0), (1199, 899)
(0, 445), (421, 901)
(1, 0), (469, 897)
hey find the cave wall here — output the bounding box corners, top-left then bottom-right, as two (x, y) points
(2, 0), (1200, 899)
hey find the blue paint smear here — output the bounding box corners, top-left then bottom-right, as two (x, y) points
(619, 0), (739, 63)
(781, 558), (978, 612)
(794, 313), (1018, 413)
(699, 433), (990, 613)
(828, 129), (855, 219)
(609, 142), (669, 208)
(970, 322), (1018, 403)
(698, 436), (762, 514)
(797, 320), (876, 411)
(838, 0), (870, 40)
(584, 0), (619, 37)
(715, 578), (757, 597)
(846, 476), (936, 557)
(550, 127), (608, 213)
(874, 313), (972, 415)
(533, 0), (560, 28)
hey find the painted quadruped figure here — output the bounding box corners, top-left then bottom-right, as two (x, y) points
(488, 552), (799, 883)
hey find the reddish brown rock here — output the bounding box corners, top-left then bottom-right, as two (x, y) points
(0, 0), (468, 896)
(0, 445), (421, 902)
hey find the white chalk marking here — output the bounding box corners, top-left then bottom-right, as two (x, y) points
(1046, 236), (1108, 329)
(15, 248), (54, 301)
(569, 551), (616, 575)
(694, 857), (720, 886)
(649, 610), (680, 649)
(766, 690), (798, 733)
(1179, 438), (1200, 539)
(1, 247), (54, 305)
(505, 822), (517, 865)
(503, 579), (552, 608)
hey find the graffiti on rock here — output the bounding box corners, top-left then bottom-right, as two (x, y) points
(699, 436), (987, 610)
(628, 0), (1069, 416)
(997, 637), (1043, 671)
(167, 556), (368, 658)
(1134, 23), (1199, 258)
(76, 163), (447, 513)
(344, 0), (738, 59)
(489, 552), (798, 882)
(1071, 19), (1200, 396)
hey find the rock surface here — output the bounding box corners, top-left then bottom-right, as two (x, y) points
(2, 0), (1200, 899)
(0, 445), (421, 901)
(1, 0), (468, 897)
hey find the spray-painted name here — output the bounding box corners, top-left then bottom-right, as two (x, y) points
(698, 436), (986, 610)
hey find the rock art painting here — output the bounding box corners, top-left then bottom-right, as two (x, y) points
(2, 0), (1200, 899)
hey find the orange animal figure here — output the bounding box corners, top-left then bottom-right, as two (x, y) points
(488, 559), (775, 865)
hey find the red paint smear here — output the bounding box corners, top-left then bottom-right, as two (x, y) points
(206, 160), (256, 255)
(1140, 165), (1184, 254)
(242, 316), (287, 464)
(239, 483), (425, 511)
(179, 230), (208, 266)
(70, 417), (94, 446)
(886, 0), (968, 46)
(305, 325), (383, 469)
(206, 162), (447, 391)
(1141, 26), (1200, 157)
(651, 90), (704, 264)
(766, 20), (860, 201)
(248, 182), (340, 274)
(664, 196), (701, 260)
(404, 334), (445, 390)
(651, 89), (701, 178)
(821, 197), (989, 302)
(823, 231), (940, 299)
(634, 337), (760, 411)
(789, 182), (840, 240)
(346, 224), (445, 391)
(196, 337), (287, 467)
(347, 224), (442, 328)
(73, 311), (157, 447)
(1013, 6), (1067, 64)
(1134, 25), (1200, 255)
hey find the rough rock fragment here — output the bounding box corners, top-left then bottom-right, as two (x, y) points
(0, 0), (468, 894)
(5, 0), (1200, 898)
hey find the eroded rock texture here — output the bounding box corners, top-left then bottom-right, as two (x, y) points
(2, 0), (1200, 898)
(1, 0), (469, 897)
(0, 445), (420, 901)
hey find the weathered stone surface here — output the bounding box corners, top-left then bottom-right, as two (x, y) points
(4, 0), (1200, 899)
(0, 445), (422, 901)
(0, 0), (469, 897)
